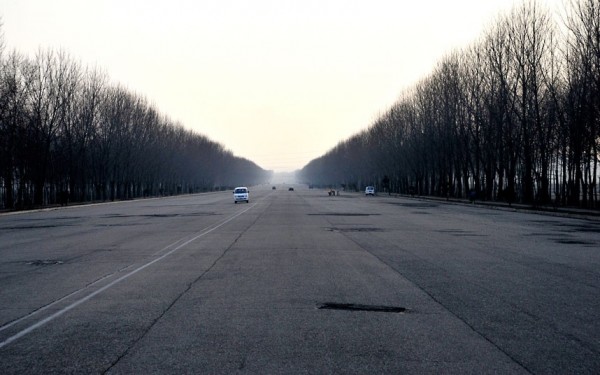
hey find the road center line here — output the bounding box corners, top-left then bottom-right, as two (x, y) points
(0, 202), (258, 349)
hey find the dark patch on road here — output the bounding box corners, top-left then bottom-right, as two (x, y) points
(437, 229), (487, 237)
(387, 202), (439, 208)
(529, 220), (600, 234)
(525, 232), (555, 236)
(554, 239), (596, 245)
(142, 213), (219, 218)
(8, 216), (83, 222)
(524, 232), (595, 246)
(94, 223), (145, 227)
(453, 233), (487, 237)
(1, 216), (83, 229)
(318, 303), (406, 313)
(101, 212), (219, 219)
(26, 260), (64, 266)
(0, 224), (71, 230)
(326, 227), (384, 233)
(309, 213), (379, 217)
(557, 223), (600, 233)
(528, 220), (600, 246)
(529, 219), (558, 224)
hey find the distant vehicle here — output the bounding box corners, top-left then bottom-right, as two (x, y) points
(272, 186), (276, 190)
(233, 187), (249, 203)
(288, 187), (294, 191)
(365, 186), (375, 196)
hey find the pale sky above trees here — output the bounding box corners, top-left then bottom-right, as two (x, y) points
(1, 0), (565, 172)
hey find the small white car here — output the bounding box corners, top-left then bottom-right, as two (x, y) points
(365, 186), (375, 196)
(233, 187), (249, 203)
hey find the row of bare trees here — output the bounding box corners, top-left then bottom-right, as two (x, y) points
(300, 0), (599, 208)
(0, 35), (270, 209)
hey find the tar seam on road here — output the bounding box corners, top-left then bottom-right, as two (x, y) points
(329, 220), (534, 374)
(0, 201), (260, 350)
(102, 197), (271, 374)
(0, 271), (119, 334)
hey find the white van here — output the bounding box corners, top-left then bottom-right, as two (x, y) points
(233, 187), (249, 203)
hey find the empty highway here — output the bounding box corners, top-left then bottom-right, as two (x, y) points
(1, 186), (599, 374)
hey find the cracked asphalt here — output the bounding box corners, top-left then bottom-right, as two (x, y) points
(0, 186), (599, 374)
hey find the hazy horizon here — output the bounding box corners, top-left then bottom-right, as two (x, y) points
(1, 0), (565, 172)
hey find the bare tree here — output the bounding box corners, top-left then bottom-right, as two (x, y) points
(563, 0), (600, 207)
(301, 0), (597, 210)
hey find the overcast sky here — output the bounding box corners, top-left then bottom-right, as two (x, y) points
(1, 0), (563, 172)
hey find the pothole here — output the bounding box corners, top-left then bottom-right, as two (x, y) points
(318, 303), (406, 313)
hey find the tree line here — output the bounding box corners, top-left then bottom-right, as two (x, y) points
(0, 29), (271, 209)
(300, 0), (599, 208)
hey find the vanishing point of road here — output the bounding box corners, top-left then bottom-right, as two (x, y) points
(1, 186), (599, 374)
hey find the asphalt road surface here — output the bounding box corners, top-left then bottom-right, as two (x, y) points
(1, 186), (599, 374)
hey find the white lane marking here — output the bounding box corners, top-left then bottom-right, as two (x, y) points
(0, 272), (116, 333)
(0, 202), (258, 349)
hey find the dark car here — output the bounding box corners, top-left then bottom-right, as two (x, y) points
(288, 187), (294, 191)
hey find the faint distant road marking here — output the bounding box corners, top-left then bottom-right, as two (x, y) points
(0, 202), (258, 349)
